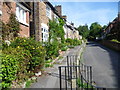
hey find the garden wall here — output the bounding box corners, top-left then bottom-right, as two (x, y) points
(100, 40), (120, 52)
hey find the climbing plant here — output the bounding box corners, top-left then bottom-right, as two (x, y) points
(45, 18), (65, 59)
(49, 18), (65, 43)
(2, 13), (20, 40)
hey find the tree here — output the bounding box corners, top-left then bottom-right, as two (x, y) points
(77, 24), (89, 38)
(89, 22), (102, 40)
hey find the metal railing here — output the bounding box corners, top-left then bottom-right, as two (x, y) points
(59, 55), (105, 90)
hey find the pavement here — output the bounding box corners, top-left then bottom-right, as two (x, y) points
(82, 42), (120, 88)
(30, 45), (84, 88)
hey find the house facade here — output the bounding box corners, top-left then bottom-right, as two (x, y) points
(1, 2), (30, 38)
(31, 1), (60, 42)
(1, 1), (81, 41)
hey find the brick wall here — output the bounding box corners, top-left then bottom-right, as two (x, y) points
(39, 2), (49, 25)
(2, 2), (30, 38)
(55, 5), (62, 16)
(100, 40), (120, 52)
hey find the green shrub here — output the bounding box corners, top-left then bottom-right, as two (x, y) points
(1, 47), (32, 88)
(73, 39), (81, 46)
(45, 59), (53, 63)
(45, 63), (53, 68)
(45, 41), (59, 59)
(77, 78), (92, 88)
(10, 37), (46, 70)
(65, 38), (81, 46)
(65, 38), (74, 46)
(1, 54), (19, 88)
(59, 43), (68, 51)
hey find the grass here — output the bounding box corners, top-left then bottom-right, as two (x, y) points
(45, 63), (53, 68)
(25, 79), (35, 88)
(45, 59), (53, 63)
(111, 39), (120, 43)
(61, 47), (68, 51)
(77, 78), (94, 89)
(58, 56), (63, 60)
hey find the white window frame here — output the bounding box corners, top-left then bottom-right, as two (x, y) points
(16, 3), (29, 26)
(41, 23), (49, 42)
(0, 10), (2, 16)
(46, 4), (51, 19)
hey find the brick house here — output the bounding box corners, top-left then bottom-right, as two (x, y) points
(1, 2), (30, 38)
(30, 1), (61, 42)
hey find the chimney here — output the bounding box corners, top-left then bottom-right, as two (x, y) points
(71, 22), (74, 26)
(62, 15), (67, 20)
(55, 5), (62, 16)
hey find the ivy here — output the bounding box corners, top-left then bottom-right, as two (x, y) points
(49, 19), (65, 43)
(2, 13), (20, 40)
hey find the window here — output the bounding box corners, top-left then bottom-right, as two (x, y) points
(16, 4), (28, 26)
(46, 5), (51, 19)
(0, 10), (2, 16)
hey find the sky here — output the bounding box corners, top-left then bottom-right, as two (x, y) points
(50, 1), (119, 28)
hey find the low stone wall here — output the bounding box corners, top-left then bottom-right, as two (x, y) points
(99, 40), (120, 52)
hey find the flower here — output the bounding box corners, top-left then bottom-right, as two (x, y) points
(17, 46), (20, 48)
(24, 40), (26, 42)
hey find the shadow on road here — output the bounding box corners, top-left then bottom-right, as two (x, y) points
(87, 41), (120, 88)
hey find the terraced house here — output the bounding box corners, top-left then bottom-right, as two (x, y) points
(1, 1), (30, 39)
(1, 0), (81, 41)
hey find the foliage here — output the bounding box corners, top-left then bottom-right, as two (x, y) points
(105, 21), (120, 41)
(1, 37), (46, 88)
(45, 63), (53, 68)
(10, 37), (46, 70)
(1, 54), (19, 88)
(77, 24), (89, 38)
(7, 13), (20, 34)
(45, 59), (53, 68)
(65, 38), (81, 46)
(111, 39), (120, 43)
(45, 59), (53, 63)
(59, 43), (68, 51)
(45, 41), (59, 59)
(1, 47), (32, 88)
(45, 19), (65, 59)
(89, 22), (102, 40)
(65, 38), (74, 46)
(49, 19), (65, 43)
(77, 78), (93, 88)
(1, 13), (20, 40)
(25, 79), (35, 88)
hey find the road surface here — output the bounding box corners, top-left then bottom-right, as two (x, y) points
(83, 42), (120, 88)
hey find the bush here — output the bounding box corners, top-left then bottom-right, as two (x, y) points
(65, 38), (81, 46)
(1, 47), (32, 88)
(73, 39), (81, 46)
(65, 38), (74, 46)
(10, 37), (46, 70)
(1, 54), (19, 88)
(45, 41), (59, 59)
(59, 43), (68, 51)
(1, 37), (46, 88)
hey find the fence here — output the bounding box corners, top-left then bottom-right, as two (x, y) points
(59, 55), (105, 90)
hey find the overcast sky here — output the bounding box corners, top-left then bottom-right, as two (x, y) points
(51, 1), (119, 27)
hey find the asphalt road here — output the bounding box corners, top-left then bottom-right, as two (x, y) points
(83, 42), (120, 88)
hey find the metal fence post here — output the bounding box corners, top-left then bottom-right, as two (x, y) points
(65, 67), (67, 90)
(59, 67), (62, 90)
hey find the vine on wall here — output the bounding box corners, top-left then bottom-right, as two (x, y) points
(2, 13), (20, 40)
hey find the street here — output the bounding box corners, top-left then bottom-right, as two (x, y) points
(83, 42), (120, 88)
